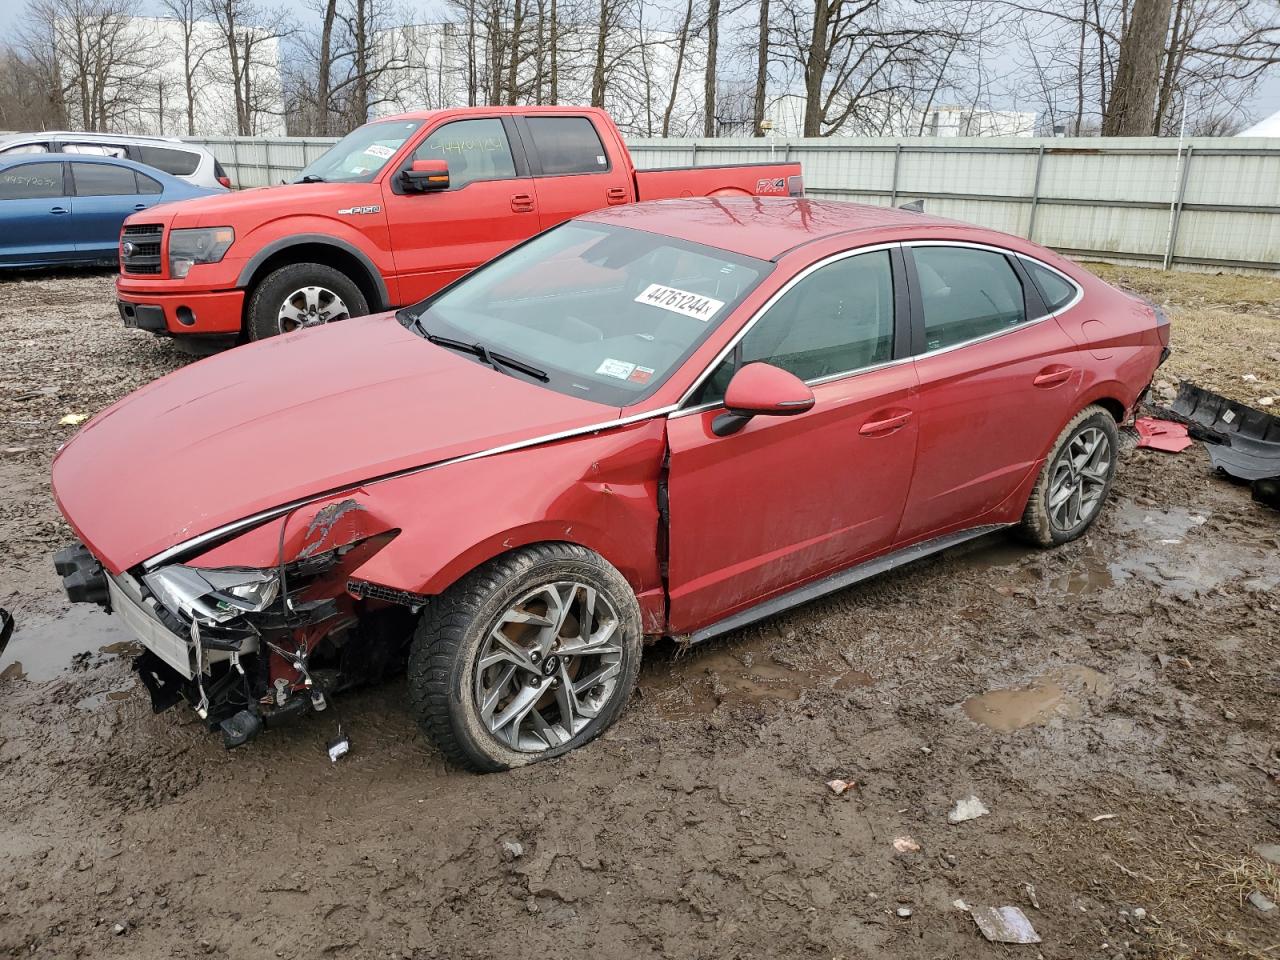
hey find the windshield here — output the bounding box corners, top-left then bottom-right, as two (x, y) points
(404, 223), (770, 406)
(296, 120), (423, 183)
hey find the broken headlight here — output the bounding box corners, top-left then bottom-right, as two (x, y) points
(168, 227), (235, 278)
(143, 565), (279, 626)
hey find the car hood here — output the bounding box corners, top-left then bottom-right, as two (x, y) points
(52, 313), (616, 574)
(141, 182), (365, 228)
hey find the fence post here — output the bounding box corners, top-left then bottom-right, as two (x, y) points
(690, 141), (699, 167)
(889, 142), (902, 205)
(1026, 143), (1045, 241)
(1163, 145), (1194, 271)
(264, 138), (274, 186)
(231, 138), (241, 189)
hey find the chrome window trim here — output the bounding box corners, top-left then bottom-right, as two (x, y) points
(673, 241), (904, 415)
(142, 404), (680, 570)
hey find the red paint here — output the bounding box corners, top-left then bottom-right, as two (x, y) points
(56, 198), (1165, 646)
(115, 107), (803, 340)
(1134, 417), (1193, 453)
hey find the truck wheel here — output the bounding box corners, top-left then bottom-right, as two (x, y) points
(1019, 404), (1119, 547)
(407, 543), (643, 772)
(245, 263), (368, 341)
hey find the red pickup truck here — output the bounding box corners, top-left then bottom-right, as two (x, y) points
(116, 106), (803, 349)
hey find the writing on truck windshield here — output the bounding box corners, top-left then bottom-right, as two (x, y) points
(295, 120), (423, 184)
(404, 222), (770, 406)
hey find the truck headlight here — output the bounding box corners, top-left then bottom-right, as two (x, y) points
(168, 227), (235, 278)
(144, 565), (279, 626)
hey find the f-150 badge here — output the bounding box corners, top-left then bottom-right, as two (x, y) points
(337, 205), (382, 215)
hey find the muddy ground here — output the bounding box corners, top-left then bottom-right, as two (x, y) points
(1, 266), (1277, 960)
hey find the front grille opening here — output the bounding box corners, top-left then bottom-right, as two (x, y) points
(122, 223), (164, 276)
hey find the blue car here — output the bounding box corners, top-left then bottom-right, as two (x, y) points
(0, 154), (217, 269)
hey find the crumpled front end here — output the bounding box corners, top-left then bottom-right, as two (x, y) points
(55, 490), (410, 754)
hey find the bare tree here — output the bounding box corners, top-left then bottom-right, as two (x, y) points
(203, 0), (292, 134)
(703, 0), (721, 135)
(159, 0), (218, 135)
(1103, 0), (1174, 133)
(752, 0), (771, 134)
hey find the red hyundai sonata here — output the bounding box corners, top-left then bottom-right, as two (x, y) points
(52, 198), (1169, 770)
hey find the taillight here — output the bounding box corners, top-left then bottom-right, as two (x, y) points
(217, 175), (231, 189)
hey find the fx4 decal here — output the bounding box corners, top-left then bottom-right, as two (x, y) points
(756, 178), (787, 194)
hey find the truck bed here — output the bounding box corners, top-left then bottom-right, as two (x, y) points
(634, 162), (803, 202)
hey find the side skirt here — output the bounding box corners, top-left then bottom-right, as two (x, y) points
(684, 523), (1011, 646)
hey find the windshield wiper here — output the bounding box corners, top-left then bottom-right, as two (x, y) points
(489, 351), (548, 382)
(423, 331), (548, 382)
(296, 174), (327, 183)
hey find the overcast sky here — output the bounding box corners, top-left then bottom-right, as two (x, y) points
(2, 0), (1276, 128)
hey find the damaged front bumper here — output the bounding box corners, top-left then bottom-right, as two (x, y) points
(53, 531), (413, 752)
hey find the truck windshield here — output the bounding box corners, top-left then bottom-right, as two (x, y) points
(404, 222), (770, 406)
(295, 120), (423, 184)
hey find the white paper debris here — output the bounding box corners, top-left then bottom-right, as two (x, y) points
(970, 905), (1042, 944)
(948, 795), (990, 824)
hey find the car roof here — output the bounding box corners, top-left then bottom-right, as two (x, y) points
(577, 197), (985, 261)
(372, 105), (612, 124)
(0, 152), (169, 174)
(0, 131), (191, 146)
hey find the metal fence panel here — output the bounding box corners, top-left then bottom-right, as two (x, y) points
(185, 133), (1280, 272)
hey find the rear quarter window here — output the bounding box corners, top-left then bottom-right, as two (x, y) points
(136, 145), (200, 177)
(1025, 260), (1079, 312)
(525, 116), (610, 176)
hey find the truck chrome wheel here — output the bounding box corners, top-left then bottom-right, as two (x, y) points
(277, 285), (350, 333)
(473, 581), (623, 753)
(1047, 426), (1111, 533)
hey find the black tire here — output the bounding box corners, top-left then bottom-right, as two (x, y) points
(407, 543), (643, 772)
(1019, 404), (1120, 547)
(245, 262), (368, 341)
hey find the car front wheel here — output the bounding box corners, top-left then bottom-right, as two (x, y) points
(1019, 404), (1119, 547)
(245, 262), (368, 341)
(407, 543), (643, 772)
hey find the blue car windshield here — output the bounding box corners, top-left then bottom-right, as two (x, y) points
(405, 222), (770, 406)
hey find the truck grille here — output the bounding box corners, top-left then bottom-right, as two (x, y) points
(121, 223), (164, 275)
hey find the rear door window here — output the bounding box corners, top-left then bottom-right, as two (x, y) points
(525, 116), (610, 176)
(1, 143), (50, 154)
(70, 162), (140, 196)
(912, 246), (1027, 351)
(136, 145), (200, 176)
(0, 163), (64, 199)
(1024, 260), (1079, 312)
(412, 118), (517, 190)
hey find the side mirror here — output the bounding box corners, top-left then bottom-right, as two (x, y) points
(401, 159), (449, 193)
(712, 362), (815, 437)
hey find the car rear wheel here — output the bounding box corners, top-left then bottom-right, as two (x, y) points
(1019, 404), (1119, 547)
(407, 543), (643, 772)
(245, 263), (368, 341)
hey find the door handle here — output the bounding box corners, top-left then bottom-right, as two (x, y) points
(511, 193), (535, 213)
(49, 206), (69, 215)
(859, 411), (913, 437)
(606, 186), (628, 205)
(1033, 365), (1074, 388)
(133, 203), (147, 211)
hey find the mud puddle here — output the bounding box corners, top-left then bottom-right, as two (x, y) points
(0, 603), (138, 681)
(963, 665), (1111, 731)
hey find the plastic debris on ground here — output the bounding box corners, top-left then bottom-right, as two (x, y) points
(826, 778), (853, 796)
(892, 835), (921, 854)
(58, 413), (90, 426)
(948, 795), (990, 823)
(1148, 381), (1280, 509)
(970, 905), (1042, 944)
(1134, 417), (1194, 453)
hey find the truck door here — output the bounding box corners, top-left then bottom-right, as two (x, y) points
(382, 117), (540, 305)
(516, 115), (634, 231)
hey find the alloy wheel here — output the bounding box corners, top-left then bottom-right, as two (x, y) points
(473, 581), (624, 753)
(1047, 426), (1111, 533)
(277, 285), (351, 333)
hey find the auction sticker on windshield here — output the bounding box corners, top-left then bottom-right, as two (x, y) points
(634, 284), (725, 322)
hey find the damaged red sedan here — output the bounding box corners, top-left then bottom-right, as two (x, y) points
(52, 198), (1169, 771)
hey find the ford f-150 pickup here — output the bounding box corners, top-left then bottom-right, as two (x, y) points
(116, 106), (804, 349)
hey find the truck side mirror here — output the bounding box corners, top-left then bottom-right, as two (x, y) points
(401, 159), (450, 193)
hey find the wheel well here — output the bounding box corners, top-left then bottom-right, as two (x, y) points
(1093, 397), (1126, 423)
(242, 243), (383, 323)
